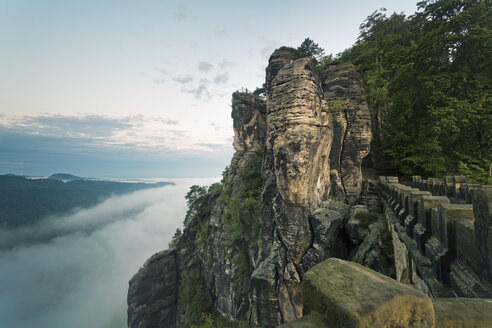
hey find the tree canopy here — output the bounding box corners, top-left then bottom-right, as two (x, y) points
(298, 37), (325, 62)
(337, 0), (491, 183)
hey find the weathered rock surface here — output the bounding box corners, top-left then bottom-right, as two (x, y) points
(232, 93), (267, 153)
(276, 312), (328, 328)
(302, 258), (435, 328)
(127, 250), (178, 328)
(351, 221), (395, 277)
(321, 63), (371, 205)
(127, 93), (266, 328)
(433, 298), (492, 328)
(265, 47), (303, 99)
(128, 48), (375, 328)
(251, 50), (335, 327)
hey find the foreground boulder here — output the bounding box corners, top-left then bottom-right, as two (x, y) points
(302, 258), (434, 327)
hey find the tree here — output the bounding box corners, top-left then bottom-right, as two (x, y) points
(338, 0), (491, 182)
(297, 38), (325, 62)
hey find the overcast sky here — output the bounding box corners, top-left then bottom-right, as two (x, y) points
(0, 0), (418, 178)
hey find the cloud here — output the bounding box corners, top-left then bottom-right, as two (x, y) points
(0, 114), (189, 151)
(219, 60), (236, 68)
(183, 83), (210, 99)
(153, 67), (167, 75)
(214, 26), (227, 36)
(258, 36), (281, 60)
(0, 161), (23, 166)
(0, 179), (218, 328)
(172, 75), (194, 84)
(211, 122), (222, 132)
(197, 142), (229, 150)
(153, 78), (166, 85)
(12, 114), (132, 138)
(0, 113), (234, 177)
(198, 61), (214, 72)
(174, 4), (188, 21)
(159, 118), (179, 125)
(213, 72), (229, 84)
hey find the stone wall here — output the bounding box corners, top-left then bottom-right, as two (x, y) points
(278, 258), (492, 328)
(379, 175), (492, 298)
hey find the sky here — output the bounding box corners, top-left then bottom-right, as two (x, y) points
(0, 179), (216, 328)
(0, 0), (418, 178)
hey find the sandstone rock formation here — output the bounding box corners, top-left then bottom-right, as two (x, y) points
(321, 63), (371, 205)
(302, 258), (435, 328)
(127, 251), (178, 328)
(127, 48), (374, 328)
(282, 257), (492, 328)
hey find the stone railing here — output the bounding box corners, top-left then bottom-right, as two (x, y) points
(379, 175), (492, 298)
(278, 258), (492, 328)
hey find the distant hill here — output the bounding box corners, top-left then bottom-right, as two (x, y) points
(48, 173), (82, 181)
(0, 174), (174, 229)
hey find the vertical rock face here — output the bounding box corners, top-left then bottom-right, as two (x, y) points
(265, 47), (303, 99)
(232, 93), (267, 153)
(127, 93), (266, 328)
(266, 57), (332, 208)
(127, 47), (373, 328)
(202, 93), (267, 320)
(251, 49), (336, 328)
(321, 63), (372, 205)
(127, 251), (178, 328)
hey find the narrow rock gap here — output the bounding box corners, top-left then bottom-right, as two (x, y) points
(339, 107), (350, 199)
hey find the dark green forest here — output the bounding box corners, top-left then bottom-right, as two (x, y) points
(323, 0), (491, 183)
(0, 174), (172, 229)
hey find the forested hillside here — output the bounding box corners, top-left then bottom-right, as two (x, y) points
(0, 175), (172, 229)
(328, 0), (491, 183)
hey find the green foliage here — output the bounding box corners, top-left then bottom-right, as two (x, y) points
(238, 150), (264, 199)
(221, 166), (230, 184)
(252, 83), (266, 98)
(168, 228), (184, 250)
(222, 151), (264, 247)
(0, 175), (172, 229)
(297, 37), (325, 62)
(190, 313), (215, 328)
(355, 211), (379, 229)
(326, 98), (347, 111)
(318, 54), (342, 68)
(339, 0), (492, 181)
(179, 275), (212, 327)
(184, 185), (209, 229)
(191, 313), (249, 328)
(196, 223), (211, 248)
(377, 222), (396, 278)
(206, 255), (213, 268)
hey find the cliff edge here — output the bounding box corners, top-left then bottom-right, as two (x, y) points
(127, 47), (372, 328)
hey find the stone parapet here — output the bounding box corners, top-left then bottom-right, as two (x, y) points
(378, 176), (492, 298)
(278, 258), (492, 328)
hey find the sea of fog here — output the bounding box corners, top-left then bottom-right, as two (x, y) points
(0, 178), (218, 328)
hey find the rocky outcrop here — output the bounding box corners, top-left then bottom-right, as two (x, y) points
(127, 246), (203, 328)
(321, 63), (371, 205)
(249, 49), (375, 327)
(127, 48), (374, 328)
(197, 93), (267, 322)
(251, 52), (335, 327)
(232, 93), (267, 153)
(302, 258), (435, 328)
(285, 257), (492, 328)
(127, 251), (178, 328)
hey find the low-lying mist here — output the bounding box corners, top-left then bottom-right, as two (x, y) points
(0, 178), (217, 328)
